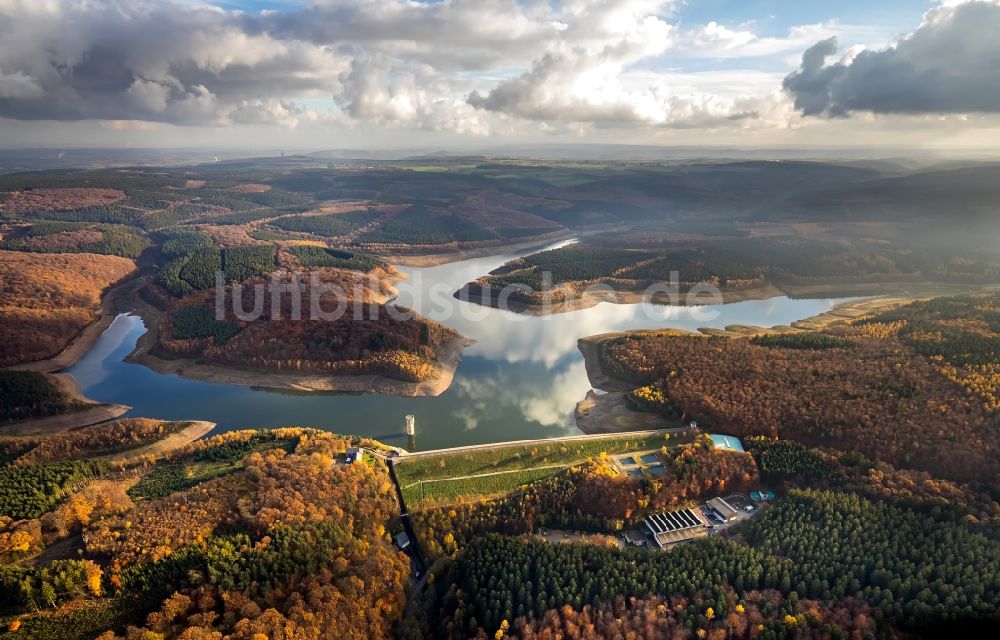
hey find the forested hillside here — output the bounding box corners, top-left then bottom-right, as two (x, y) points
(0, 428), (410, 640)
(3, 158), (1000, 639)
(0, 250), (135, 366)
(597, 292), (1000, 483)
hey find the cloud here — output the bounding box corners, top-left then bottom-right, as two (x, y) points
(6, 0), (968, 140)
(0, 0), (797, 133)
(127, 79), (171, 113)
(262, 0), (568, 71)
(464, 1), (778, 127)
(784, 0), (1000, 117)
(0, 70), (43, 99)
(335, 52), (492, 134)
(230, 98), (308, 128)
(678, 21), (826, 59)
(467, 49), (771, 127)
(0, 0), (344, 125)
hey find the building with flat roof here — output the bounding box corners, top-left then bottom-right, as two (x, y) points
(345, 447), (364, 464)
(642, 508), (707, 548)
(708, 434), (745, 452)
(706, 497), (739, 522)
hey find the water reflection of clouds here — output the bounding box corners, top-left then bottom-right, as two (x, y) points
(65, 238), (859, 451)
(394, 243), (848, 370)
(451, 359), (590, 434)
(429, 294), (851, 369)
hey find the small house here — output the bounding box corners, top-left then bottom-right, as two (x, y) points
(345, 447), (364, 464)
(394, 531), (411, 550)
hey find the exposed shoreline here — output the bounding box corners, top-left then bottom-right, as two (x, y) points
(122, 277), (473, 397)
(458, 278), (990, 316)
(101, 420), (216, 462)
(575, 390), (683, 435)
(3, 275), (139, 435)
(10, 270), (143, 374)
(1, 235), (568, 408)
(128, 329), (472, 397)
(0, 399), (131, 437)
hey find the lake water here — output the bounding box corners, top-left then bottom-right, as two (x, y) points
(66, 241), (852, 451)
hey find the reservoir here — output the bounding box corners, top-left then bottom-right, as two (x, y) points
(66, 241), (852, 451)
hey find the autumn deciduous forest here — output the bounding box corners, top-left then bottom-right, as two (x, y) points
(599, 293), (1000, 483)
(0, 428), (410, 639)
(154, 281), (460, 382)
(0, 250), (135, 366)
(2, 157), (1000, 639)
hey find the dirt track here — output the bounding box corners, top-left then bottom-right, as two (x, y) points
(101, 420), (216, 461)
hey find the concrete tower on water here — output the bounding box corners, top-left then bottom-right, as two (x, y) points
(405, 414), (416, 451)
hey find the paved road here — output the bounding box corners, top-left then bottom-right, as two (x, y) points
(395, 427), (685, 459)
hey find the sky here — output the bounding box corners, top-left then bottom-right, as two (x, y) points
(1, 0), (999, 151)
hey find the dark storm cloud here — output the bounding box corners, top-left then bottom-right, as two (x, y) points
(784, 1), (1000, 117)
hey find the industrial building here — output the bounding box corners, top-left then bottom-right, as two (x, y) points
(706, 496), (739, 522)
(642, 508), (708, 548)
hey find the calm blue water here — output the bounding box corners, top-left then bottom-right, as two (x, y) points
(66, 242), (853, 451)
